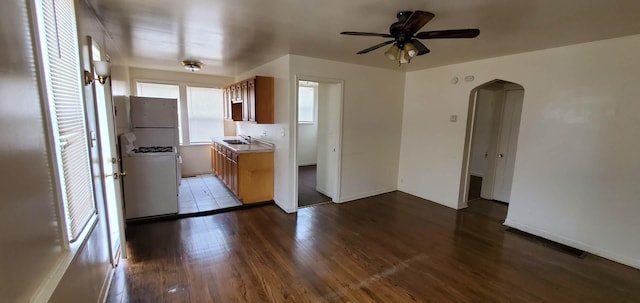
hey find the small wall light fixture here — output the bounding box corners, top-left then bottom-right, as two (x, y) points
(83, 60), (111, 86)
(93, 60), (110, 84)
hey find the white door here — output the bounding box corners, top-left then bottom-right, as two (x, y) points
(91, 39), (126, 262)
(315, 82), (342, 199)
(492, 89), (524, 203)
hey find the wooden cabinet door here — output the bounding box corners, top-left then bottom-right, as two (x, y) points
(211, 146), (217, 174)
(241, 81), (249, 121)
(234, 83), (243, 103)
(231, 158), (238, 195)
(230, 85), (237, 103)
(247, 79), (256, 122)
(222, 88), (231, 119)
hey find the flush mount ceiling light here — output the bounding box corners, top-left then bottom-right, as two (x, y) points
(181, 60), (204, 72)
(341, 10), (480, 65)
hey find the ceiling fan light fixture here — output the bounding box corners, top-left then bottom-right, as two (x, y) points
(181, 60), (204, 72)
(399, 50), (410, 64)
(384, 44), (400, 60)
(404, 42), (419, 58)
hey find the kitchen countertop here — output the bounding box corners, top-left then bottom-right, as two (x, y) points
(211, 136), (275, 153)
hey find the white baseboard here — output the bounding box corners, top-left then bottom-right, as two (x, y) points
(470, 172), (483, 177)
(504, 219), (640, 270)
(396, 189), (460, 210)
(298, 162), (317, 167)
(98, 266), (115, 303)
(274, 198), (296, 214)
(315, 186), (333, 199)
(337, 187), (397, 203)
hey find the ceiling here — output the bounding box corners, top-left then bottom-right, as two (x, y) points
(87, 0), (640, 76)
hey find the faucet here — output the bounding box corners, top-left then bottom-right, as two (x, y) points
(239, 134), (252, 144)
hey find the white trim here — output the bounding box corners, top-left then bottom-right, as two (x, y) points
(274, 197), (296, 214)
(504, 219), (640, 269)
(98, 266), (115, 303)
(298, 161), (317, 166)
(292, 75), (345, 212)
(315, 185), (332, 198)
(337, 187), (397, 203)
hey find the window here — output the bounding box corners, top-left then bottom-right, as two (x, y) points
(187, 86), (224, 143)
(41, 0), (96, 241)
(298, 81), (318, 123)
(136, 82), (224, 144)
(136, 82), (182, 143)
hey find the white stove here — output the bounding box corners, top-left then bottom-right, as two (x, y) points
(133, 146), (175, 153)
(120, 135), (180, 219)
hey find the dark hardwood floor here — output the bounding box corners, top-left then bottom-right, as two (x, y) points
(468, 175), (482, 201)
(107, 191), (640, 303)
(465, 198), (509, 223)
(298, 165), (331, 207)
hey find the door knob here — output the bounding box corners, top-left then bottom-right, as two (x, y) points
(105, 171), (127, 179)
(497, 153), (504, 158)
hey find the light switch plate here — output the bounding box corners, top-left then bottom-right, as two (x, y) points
(450, 115), (458, 122)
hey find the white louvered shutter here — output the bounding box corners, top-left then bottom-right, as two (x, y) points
(42, 0), (96, 241)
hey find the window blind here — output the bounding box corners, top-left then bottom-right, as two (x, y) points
(42, 0), (96, 241)
(187, 86), (223, 143)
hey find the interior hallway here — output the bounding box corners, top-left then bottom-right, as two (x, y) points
(106, 191), (640, 302)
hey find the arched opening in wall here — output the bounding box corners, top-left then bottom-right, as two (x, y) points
(459, 79), (525, 222)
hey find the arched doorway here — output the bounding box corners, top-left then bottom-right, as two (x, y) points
(459, 80), (525, 221)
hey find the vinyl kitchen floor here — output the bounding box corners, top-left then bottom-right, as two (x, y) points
(178, 174), (242, 214)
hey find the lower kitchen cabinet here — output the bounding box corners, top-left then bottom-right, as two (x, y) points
(211, 143), (274, 204)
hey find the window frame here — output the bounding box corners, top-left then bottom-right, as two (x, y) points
(185, 86), (224, 144)
(133, 79), (223, 146)
(298, 82), (318, 124)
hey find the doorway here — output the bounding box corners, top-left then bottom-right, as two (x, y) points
(460, 80), (525, 220)
(88, 37), (126, 261)
(295, 78), (344, 208)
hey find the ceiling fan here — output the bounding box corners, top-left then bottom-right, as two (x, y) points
(340, 11), (480, 64)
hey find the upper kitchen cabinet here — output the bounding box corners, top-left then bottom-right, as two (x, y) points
(224, 76), (274, 124)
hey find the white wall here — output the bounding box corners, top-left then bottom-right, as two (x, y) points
(0, 1), (66, 301)
(399, 34), (640, 268)
(297, 123), (318, 165)
(236, 55), (405, 212)
(179, 144), (213, 176)
(236, 55), (293, 212)
(290, 55), (406, 205)
(111, 66), (131, 135)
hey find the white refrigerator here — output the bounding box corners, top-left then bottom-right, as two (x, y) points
(121, 96), (181, 219)
(130, 96), (179, 147)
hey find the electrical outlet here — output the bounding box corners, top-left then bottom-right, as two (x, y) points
(261, 130), (267, 137)
(450, 115), (458, 122)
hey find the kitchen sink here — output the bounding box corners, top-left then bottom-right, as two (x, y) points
(223, 139), (249, 145)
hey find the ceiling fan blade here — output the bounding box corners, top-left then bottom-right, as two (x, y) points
(341, 31), (393, 38)
(411, 39), (430, 56)
(415, 29), (480, 39)
(402, 11), (435, 33)
(356, 40), (395, 54)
